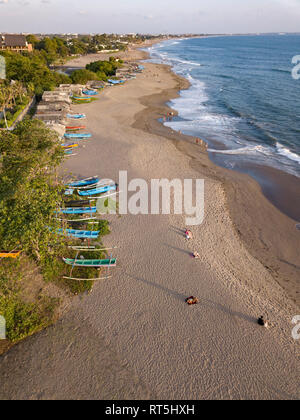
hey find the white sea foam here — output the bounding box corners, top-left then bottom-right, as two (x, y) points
(276, 143), (300, 165)
(208, 145), (273, 156)
(149, 41), (300, 178)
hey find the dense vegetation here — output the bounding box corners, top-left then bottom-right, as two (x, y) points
(0, 120), (65, 342)
(0, 120), (112, 345)
(0, 80), (30, 128)
(0, 51), (71, 97)
(68, 57), (123, 84)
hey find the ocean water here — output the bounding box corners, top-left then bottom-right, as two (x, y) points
(147, 35), (300, 179)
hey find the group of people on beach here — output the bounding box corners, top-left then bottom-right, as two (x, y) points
(184, 228), (200, 306)
(163, 112), (174, 122)
(183, 228), (269, 327)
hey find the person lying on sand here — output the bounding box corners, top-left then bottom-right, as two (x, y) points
(185, 296), (199, 305)
(258, 316), (269, 328)
(185, 229), (192, 239)
(193, 252), (200, 259)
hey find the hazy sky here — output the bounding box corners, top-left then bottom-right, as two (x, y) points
(0, 0), (300, 34)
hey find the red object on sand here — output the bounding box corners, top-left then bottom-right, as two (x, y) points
(66, 126), (86, 130)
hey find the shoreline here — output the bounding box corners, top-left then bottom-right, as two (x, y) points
(144, 40), (300, 223)
(0, 44), (299, 400)
(132, 58), (300, 307)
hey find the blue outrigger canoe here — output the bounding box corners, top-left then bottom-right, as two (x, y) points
(108, 79), (125, 85)
(58, 207), (97, 215)
(68, 176), (99, 188)
(64, 133), (92, 139)
(78, 184), (117, 197)
(82, 90), (98, 96)
(67, 114), (86, 119)
(73, 96), (93, 100)
(56, 228), (99, 239)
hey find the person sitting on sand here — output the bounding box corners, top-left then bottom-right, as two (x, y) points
(185, 296), (199, 305)
(258, 316), (269, 328)
(193, 252), (200, 259)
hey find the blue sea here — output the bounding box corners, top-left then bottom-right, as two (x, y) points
(147, 35), (300, 179)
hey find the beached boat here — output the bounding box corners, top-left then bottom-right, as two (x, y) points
(68, 176), (99, 188)
(64, 133), (92, 139)
(62, 143), (78, 149)
(63, 257), (116, 268)
(64, 199), (93, 207)
(73, 96), (93, 100)
(64, 150), (77, 156)
(82, 90), (98, 96)
(0, 251), (21, 259)
(78, 184), (117, 196)
(67, 113), (86, 119)
(65, 126), (86, 131)
(56, 228), (99, 239)
(108, 79), (125, 85)
(58, 207), (97, 215)
(74, 179), (115, 190)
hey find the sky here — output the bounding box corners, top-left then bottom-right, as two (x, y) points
(0, 0), (300, 34)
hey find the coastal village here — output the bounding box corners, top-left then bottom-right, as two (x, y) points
(0, 31), (299, 400)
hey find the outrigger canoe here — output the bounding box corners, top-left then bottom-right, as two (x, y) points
(66, 126), (86, 131)
(68, 176), (99, 188)
(82, 90), (98, 96)
(63, 258), (116, 267)
(64, 133), (92, 139)
(78, 184), (117, 196)
(62, 143), (78, 149)
(73, 96), (93, 100)
(0, 251), (21, 259)
(64, 199), (93, 207)
(58, 206), (97, 215)
(56, 228), (99, 239)
(108, 79), (125, 85)
(73, 179), (115, 190)
(67, 114), (86, 119)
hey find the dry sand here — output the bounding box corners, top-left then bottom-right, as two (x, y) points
(0, 49), (299, 400)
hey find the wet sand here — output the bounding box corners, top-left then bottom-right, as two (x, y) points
(0, 48), (299, 400)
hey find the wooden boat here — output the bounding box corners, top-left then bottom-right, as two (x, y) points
(58, 206), (97, 215)
(56, 228), (99, 239)
(64, 133), (92, 139)
(108, 79), (125, 85)
(62, 247), (118, 280)
(63, 257), (116, 268)
(78, 184), (117, 197)
(74, 179), (114, 190)
(65, 126), (86, 131)
(67, 114), (86, 119)
(64, 199), (93, 207)
(68, 176), (99, 188)
(82, 90), (98, 96)
(62, 143), (79, 149)
(0, 251), (21, 259)
(64, 150), (77, 156)
(73, 96), (93, 100)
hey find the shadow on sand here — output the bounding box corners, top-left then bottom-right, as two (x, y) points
(126, 273), (256, 325)
(169, 224), (186, 237)
(163, 243), (192, 256)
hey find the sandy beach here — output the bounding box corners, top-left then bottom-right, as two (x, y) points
(0, 47), (299, 400)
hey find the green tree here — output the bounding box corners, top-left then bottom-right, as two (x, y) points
(0, 120), (65, 262)
(70, 69), (98, 84)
